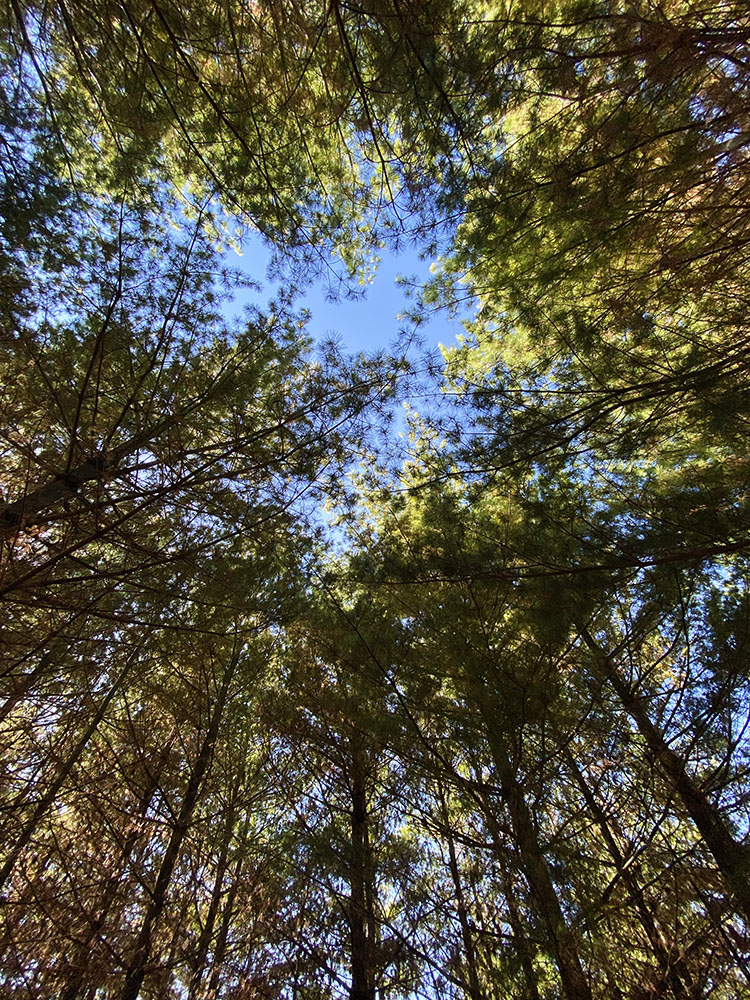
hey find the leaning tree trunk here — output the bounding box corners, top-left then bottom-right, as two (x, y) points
(61, 764), (165, 1000)
(580, 627), (750, 924)
(565, 750), (696, 999)
(119, 658), (236, 1000)
(477, 698), (592, 1000)
(0, 652), (136, 894)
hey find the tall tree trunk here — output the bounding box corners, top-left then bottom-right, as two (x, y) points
(580, 627), (750, 923)
(0, 653), (135, 894)
(499, 861), (542, 1000)
(204, 870), (242, 1000)
(61, 767), (164, 1000)
(349, 734), (376, 1000)
(119, 659), (235, 1000)
(565, 750), (696, 999)
(437, 781), (484, 1000)
(474, 780), (540, 999)
(187, 810), (247, 1000)
(477, 700), (592, 1000)
(473, 774), (541, 1000)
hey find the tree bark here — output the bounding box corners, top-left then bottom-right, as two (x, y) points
(472, 777), (541, 1000)
(61, 769), (163, 1000)
(580, 627), (750, 924)
(0, 651), (53, 725)
(349, 734), (376, 1000)
(0, 453), (113, 540)
(477, 700), (592, 1000)
(0, 654), (135, 895)
(204, 872), (241, 1000)
(119, 659), (235, 1000)
(186, 810), (245, 1000)
(565, 750), (696, 999)
(437, 781), (484, 1000)
(500, 862), (542, 1000)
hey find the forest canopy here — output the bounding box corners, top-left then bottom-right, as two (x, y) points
(1, 2), (749, 999)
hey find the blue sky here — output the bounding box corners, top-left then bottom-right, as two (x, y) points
(229, 231), (466, 357)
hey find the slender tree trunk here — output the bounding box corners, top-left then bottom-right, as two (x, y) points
(186, 810), (246, 1000)
(580, 627), (750, 923)
(61, 770), (163, 1000)
(119, 660), (235, 1000)
(499, 862), (542, 1000)
(437, 781), (484, 1000)
(477, 700), (592, 1000)
(204, 873), (241, 1000)
(349, 734), (376, 1000)
(472, 777), (541, 1000)
(0, 654), (135, 894)
(565, 750), (696, 999)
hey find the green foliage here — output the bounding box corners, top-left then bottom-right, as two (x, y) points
(2, 2), (750, 998)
